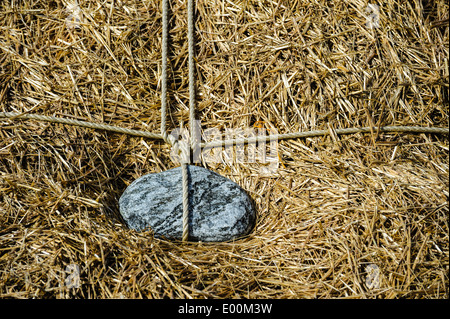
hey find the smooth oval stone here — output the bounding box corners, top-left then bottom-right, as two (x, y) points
(119, 166), (256, 242)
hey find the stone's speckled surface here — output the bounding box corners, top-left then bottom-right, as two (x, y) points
(119, 166), (255, 242)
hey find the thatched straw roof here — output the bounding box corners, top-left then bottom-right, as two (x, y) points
(0, 0), (448, 298)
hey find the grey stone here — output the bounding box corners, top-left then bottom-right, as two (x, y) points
(119, 166), (256, 242)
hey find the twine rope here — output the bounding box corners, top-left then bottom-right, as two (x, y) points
(188, 0), (196, 150)
(200, 125), (449, 148)
(181, 0), (197, 242)
(160, 0), (170, 144)
(0, 111), (165, 140)
(1, 111), (447, 145)
(181, 162), (189, 242)
(160, 0), (191, 242)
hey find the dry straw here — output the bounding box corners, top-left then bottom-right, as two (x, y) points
(0, 0), (448, 298)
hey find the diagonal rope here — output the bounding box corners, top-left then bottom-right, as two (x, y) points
(0, 111), (164, 139)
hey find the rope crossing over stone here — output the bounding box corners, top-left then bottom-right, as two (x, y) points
(160, 0), (195, 242)
(0, 1), (449, 242)
(185, 0), (197, 242)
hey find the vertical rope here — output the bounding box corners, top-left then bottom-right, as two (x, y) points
(181, 162), (189, 242)
(160, 0), (169, 141)
(188, 0), (196, 148)
(160, 0), (190, 242)
(179, 0), (197, 242)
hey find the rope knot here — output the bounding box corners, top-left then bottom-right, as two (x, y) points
(162, 131), (177, 146)
(164, 132), (190, 165)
